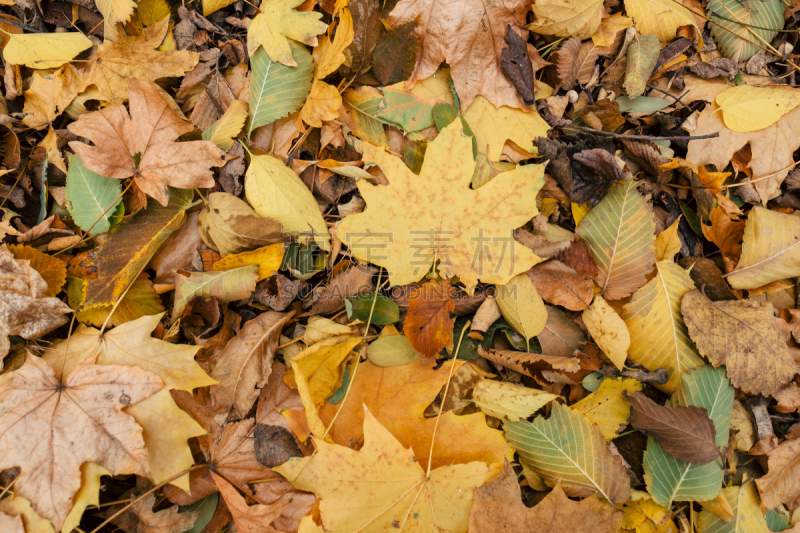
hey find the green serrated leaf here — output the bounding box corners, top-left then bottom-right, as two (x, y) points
(505, 403), (631, 503)
(708, 0), (784, 62)
(248, 40), (313, 137)
(65, 155), (123, 235)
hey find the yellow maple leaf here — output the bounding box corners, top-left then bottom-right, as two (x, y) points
(337, 122), (544, 287)
(80, 18), (199, 104)
(276, 408), (494, 533)
(22, 65), (83, 130)
(300, 8), (354, 127)
(246, 0), (328, 65)
(625, 0), (696, 42)
(591, 13), (633, 47)
(463, 96), (550, 161)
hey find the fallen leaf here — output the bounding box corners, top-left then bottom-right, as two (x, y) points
(576, 180), (656, 300)
(211, 311), (293, 417)
(698, 483), (772, 532)
(583, 294), (630, 370)
(338, 122), (544, 287)
(624, 35), (661, 98)
(246, 0), (327, 64)
(123, 490), (201, 533)
(623, 261), (704, 393)
(655, 218), (682, 262)
(213, 473), (290, 533)
(726, 207), (800, 290)
(80, 18), (199, 104)
(496, 273), (547, 342)
(173, 266), (258, 320)
(387, 0), (531, 109)
(65, 155), (123, 235)
(305, 263), (376, 315)
(469, 462), (623, 532)
(198, 419), (275, 491)
(625, 0), (696, 42)
(0, 513), (23, 533)
(529, 0), (604, 40)
(0, 244), (71, 358)
(715, 85), (800, 133)
(505, 403), (631, 502)
(528, 260), (593, 311)
(708, 0), (783, 62)
(625, 391), (718, 465)
(378, 71), (456, 132)
(538, 304), (586, 357)
(203, 99), (248, 151)
(3, 32), (91, 69)
(572, 377), (643, 440)
(68, 78), (226, 206)
(320, 359), (513, 469)
(592, 13), (633, 47)
(479, 347), (581, 378)
(0, 496), (53, 533)
(557, 38), (599, 89)
(403, 280), (455, 361)
(702, 206), (744, 272)
(472, 380), (559, 421)
(372, 21), (419, 85)
(0, 356), (161, 529)
(7, 244), (66, 297)
(212, 243), (285, 281)
(22, 65), (82, 130)
(197, 192), (284, 258)
(462, 95), (550, 161)
(681, 290), (797, 396)
(277, 407), (493, 533)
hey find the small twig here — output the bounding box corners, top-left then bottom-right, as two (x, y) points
(562, 124), (720, 141)
(0, 19), (44, 33)
(645, 84), (691, 109)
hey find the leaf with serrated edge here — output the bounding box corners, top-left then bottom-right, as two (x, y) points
(173, 266), (258, 320)
(643, 366), (732, 507)
(44, 312), (215, 392)
(339, 122), (544, 287)
(246, 0), (327, 64)
(571, 377), (642, 440)
(681, 290), (796, 396)
(708, 0), (783, 62)
(726, 207), (800, 290)
(623, 261), (703, 393)
(3, 32), (92, 69)
(65, 155), (122, 235)
(278, 408), (492, 533)
(505, 403), (631, 502)
(472, 380), (559, 421)
(698, 483), (771, 533)
(248, 40), (313, 137)
(576, 180), (656, 300)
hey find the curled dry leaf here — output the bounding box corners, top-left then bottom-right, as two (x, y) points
(197, 192), (284, 257)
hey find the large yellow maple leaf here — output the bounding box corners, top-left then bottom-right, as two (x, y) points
(276, 408), (494, 533)
(337, 122), (544, 288)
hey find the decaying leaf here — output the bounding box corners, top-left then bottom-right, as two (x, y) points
(682, 290), (797, 396)
(403, 280), (455, 361)
(472, 380), (559, 421)
(197, 192), (284, 257)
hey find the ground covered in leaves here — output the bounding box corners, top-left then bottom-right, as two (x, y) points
(2, 0), (800, 531)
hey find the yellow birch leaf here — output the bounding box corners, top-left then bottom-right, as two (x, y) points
(529, 0), (605, 39)
(276, 408), (492, 533)
(571, 377), (642, 440)
(655, 217), (682, 261)
(697, 483), (771, 533)
(715, 85), (800, 133)
(591, 13), (634, 47)
(472, 380), (559, 421)
(246, 0), (328, 64)
(462, 96), (550, 161)
(337, 121), (544, 287)
(44, 313), (215, 392)
(3, 32), (91, 69)
(624, 0), (696, 42)
(61, 464), (110, 533)
(291, 336), (361, 439)
(212, 243), (285, 281)
(202, 99), (248, 151)
(583, 295), (629, 370)
(496, 274), (548, 341)
(623, 261), (703, 393)
(126, 388), (207, 490)
(246, 154), (331, 251)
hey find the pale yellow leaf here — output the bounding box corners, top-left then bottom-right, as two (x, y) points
(95, 0), (136, 28)
(212, 243), (285, 281)
(0, 496), (53, 533)
(61, 464), (110, 533)
(472, 380), (559, 421)
(697, 483), (771, 533)
(583, 295), (629, 370)
(715, 85), (800, 133)
(625, 0), (696, 42)
(245, 154), (331, 251)
(655, 217), (682, 261)
(246, 0), (328, 64)
(529, 0), (605, 40)
(203, 99), (248, 151)
(300, 80), (343, 128)
(591, 13), (634, 47)
(3, 32), (92, 69)
(571, 377), (642, 440)
(497, 273), (548, 341)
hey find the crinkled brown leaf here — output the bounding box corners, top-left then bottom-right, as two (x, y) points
(197, 192), (284, 257)
(526, 260), (594, 311)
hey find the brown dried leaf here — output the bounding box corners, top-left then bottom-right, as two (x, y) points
(371, 21), (419, 85)
(469, 462), (623, 532)
(501, 24), (535, 105)
(0, 245), (71, 357)
(527, 260), (594, 311)
(212, 472), (290, 533)
(625, 391), (718, 465)
(197, 192), (284, 258)
(682, 289), (797, 396)
(199, 419), (277, 492)
(557, 38), (599, 89)
(305, 264), (376, 315)
(0, 356), (162, 529)
(403, 280), (456, 362)
(478, 347), (581, 377)
(68, 79), (226, 206)
(677, 257), (737, 301)
(701, 207), (744, 272)
(756, 438), (800, 509)
(210, 311), (293, 417)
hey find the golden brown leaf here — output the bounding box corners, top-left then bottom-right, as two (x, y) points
(527, 260), (594, 311)
(7, 244), (66, 297)
(404, 280), (455, 361)
(197, 192), (284, 257)
(755, 438), (800, 509)
(702, 206), (744, 272)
